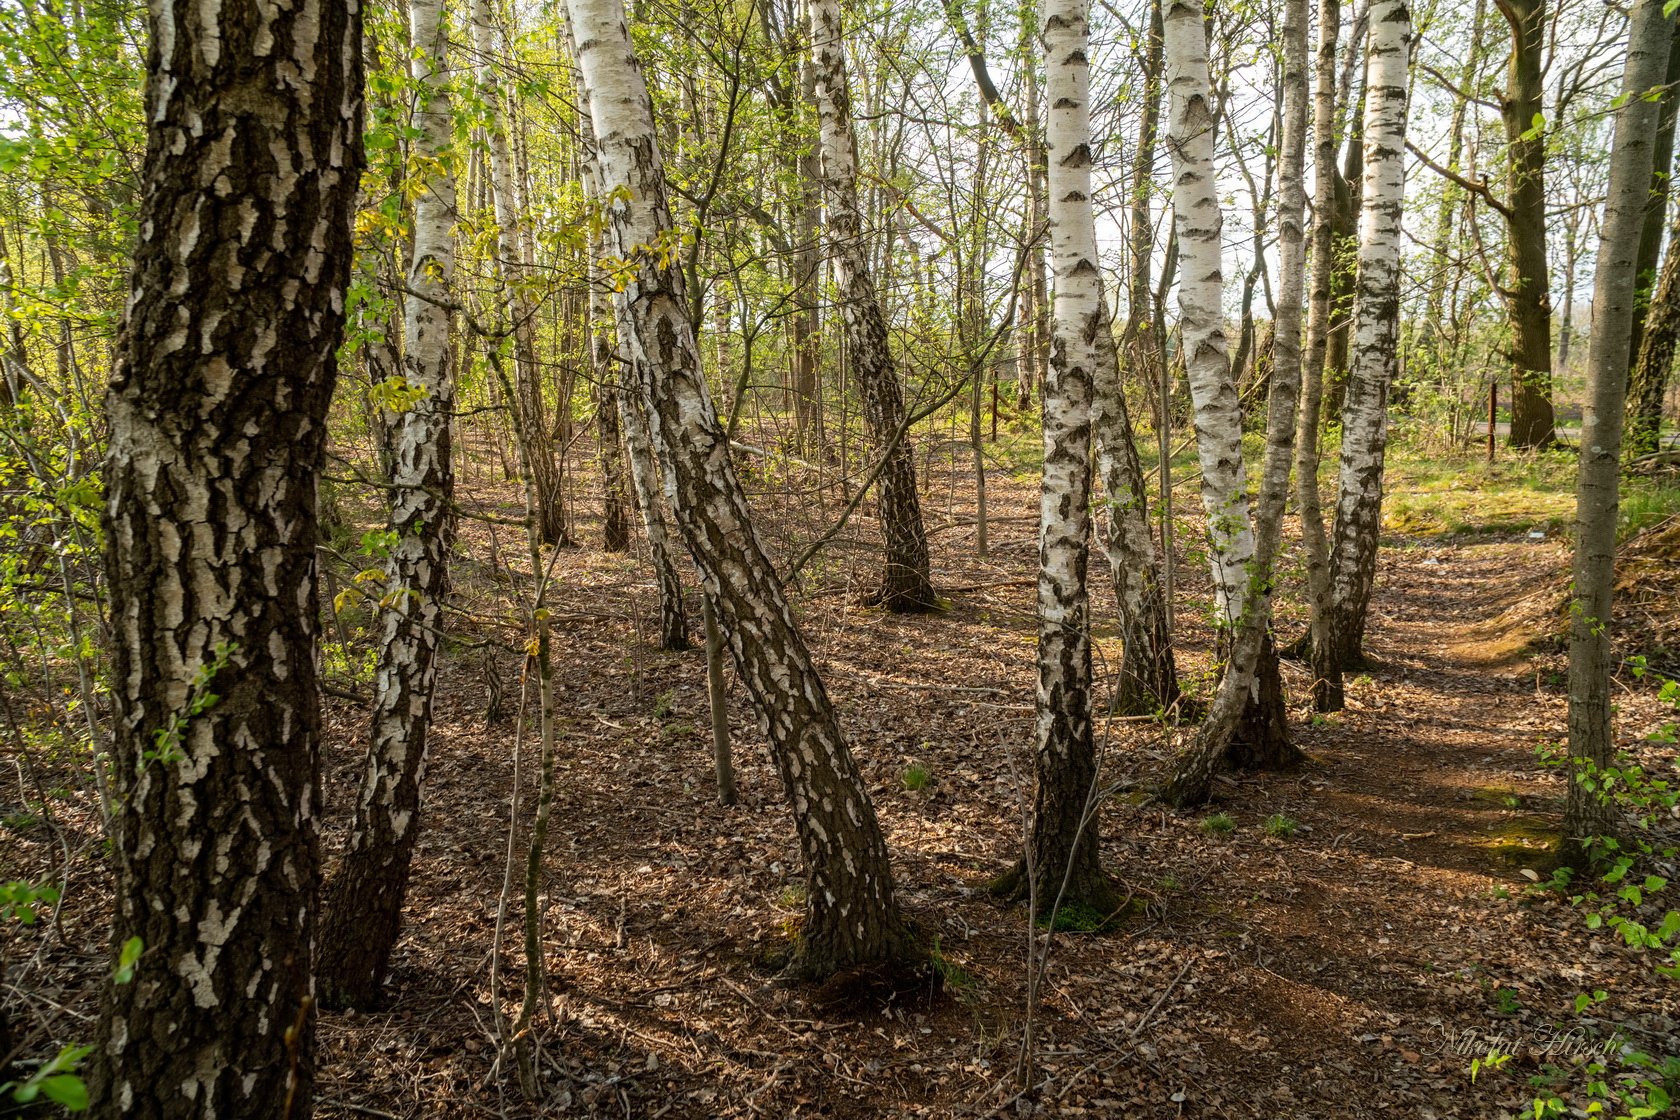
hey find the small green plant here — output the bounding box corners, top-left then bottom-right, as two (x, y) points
(1470, 1046), (1514, 1084)
(1201, 811), (1236, 835)
(1037, 900), (1111, 933)
(143, 640), (235, 771)
(928, 937), (978, 1000)
(774, 883), (807, 909)
(1491, 986), (1522, 1015)
(1264, 813), (1299, 839)
(652, 689), (675, 719)
(901, 763), (932, 792)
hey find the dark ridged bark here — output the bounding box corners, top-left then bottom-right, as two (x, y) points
(93, 1), (362, 1113)
(1500, 0), (1556, 449)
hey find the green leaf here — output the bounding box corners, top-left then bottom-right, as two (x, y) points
(114, 936), (142, 984)
(39, 1074), (88, 1111)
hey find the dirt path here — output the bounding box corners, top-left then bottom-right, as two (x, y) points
(294, 506), (1680, 1119)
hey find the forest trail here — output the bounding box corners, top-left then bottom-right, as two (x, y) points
(296, 487), (1674, 1119)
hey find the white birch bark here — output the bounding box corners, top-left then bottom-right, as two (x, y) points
(567, 0), (912, 975)
(1327, 0), (1411, 669)
(318, 0), (456, 1010)
(808, 0), (936, 610)
(1162, 0), (1253, 630)
(1011, 0), (1111, 910)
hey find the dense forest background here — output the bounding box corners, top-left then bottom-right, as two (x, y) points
(1, 0), (1679, 1116)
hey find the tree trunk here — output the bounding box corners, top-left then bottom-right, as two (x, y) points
(318, 0), (457, 1013)
(1000, 0), (1117, 917)
(1628, 200), (1680, 459)
(1104, 0), (1180, 719)
(808, 0), (937, 611)
(1160, 0), (1310, 806)
(1565, 0), (1671, 860)
(1327, 0), (1411, 672)
(1500, 0), (1556, 449)
(1297, 0), (1346, 711)
(92, 2), (362, 1113)
(1017, 8), (1049, 413)
(1626, 21), (1680, 383)
(568, 0), (914, 977)
(570, 20), (690, 650)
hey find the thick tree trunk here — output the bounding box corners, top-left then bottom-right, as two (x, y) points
(1327, 0), (1411, 672)
(1297, 0), (1346, 711)
(568, 0), (913, 977)
(808, 0), (937, 611)
(1500, 0), (1556, 449)
(1628, 200), (1680, 459)
(1565, 0), (1671, 859)
(92, 2), (362, 1113)
(1161, 0), (1310, 807)
(319, 0), (457, 1012)
(1627, 22), (1680, 376)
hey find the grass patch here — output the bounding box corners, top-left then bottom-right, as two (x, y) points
(1264, 813), (1300, 839)
(1201, 811), (1236, 835)
(901, 763), (932, 792)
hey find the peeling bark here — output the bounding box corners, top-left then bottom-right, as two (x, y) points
(93, 1), (363, 1113)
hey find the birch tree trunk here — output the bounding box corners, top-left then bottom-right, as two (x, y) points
(478, 4), (567, 543)
(1564, 0), (1672, 858)
(568, 0), (914, 977)
(1103, 0), (1180, 719)
(808, 0), (937, 611)
(1295, 0), (1346, 711)
(1327, 0), (1411, 672)
(995, 0), (1116, 915)
(92, 1), (362, 1113)
(1160, 0), (1309, 807)
(318, 0), (457, 1012)
(567, 14), (689, 648)
(1016, 6), (1049, 412)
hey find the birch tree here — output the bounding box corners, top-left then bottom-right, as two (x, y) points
(1160, 0), (1309, 807)
(1295, 0), (1345, 710)
(1564, 0), (1672, 857)
(1327, 0), (1411, 672)
(318, 0), (457, 1011)
(808, 0), (937, 611)
(567, 0), (914, 976)
(92, 1), (362, 1112)
(994, 0), (1116, 915)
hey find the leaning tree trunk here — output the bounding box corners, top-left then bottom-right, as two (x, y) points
(1500, 0), (1556, 449)
(319, 0), (456, 1011)
(808, 0), (937, 611)
(1327, 0), (1411, 672)
(1295, 0), (1346, 711)
(92, 2), (362, 1114)
(1160, 0), (1311, 807)
(568, 29), (688, 646)
(1565, 0), (1672, 860)
(1628, 200), (1680, 460)
(568, 0), (913, 977)
(997, 0), (1117, 917)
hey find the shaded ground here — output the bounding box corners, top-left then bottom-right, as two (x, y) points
(3, 441), (1676, 1118)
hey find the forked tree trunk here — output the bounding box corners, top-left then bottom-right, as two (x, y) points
(998, 0), (1116, 917)
(568, 0), (913, 977)
(318, 0), (457, 1012)
(92, 2), (362, 1113)
(1296, 0), (1346, 711)
(1160, 0), (1310, 807)
(808, 0), (937, 611)
(1327, 0), (1411, 672)
(1564, 0), (1671, 860)
(1500, 0), (1556, 449)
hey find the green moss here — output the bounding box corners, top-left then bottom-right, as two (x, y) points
(1481, 815), (1564, 870)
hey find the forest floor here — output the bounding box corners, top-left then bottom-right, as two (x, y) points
(4, 435), (1678, 1118)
